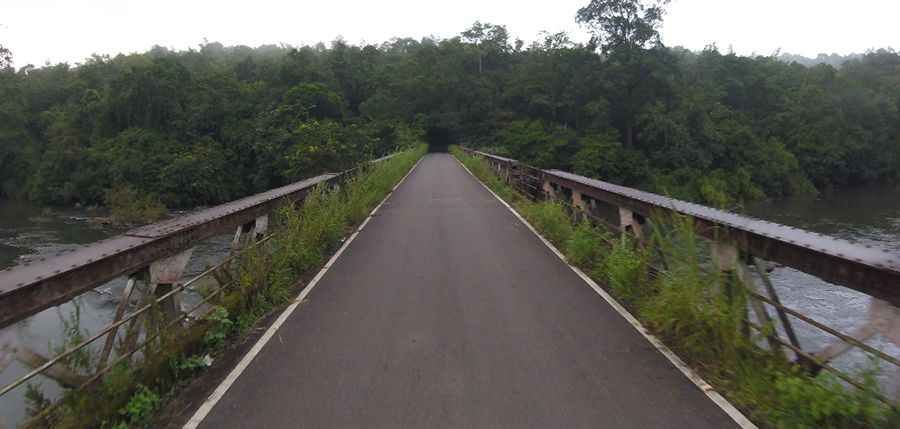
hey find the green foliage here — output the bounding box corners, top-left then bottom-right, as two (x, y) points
(203, 306), (234, 347)
(640, 217), (751, 364)
(119, 385), (159, 426)
(105, 185), (167, 225)
(565, 220), (609, 270)
(170, 354), (209, 377)
(2, 26), (897, 208)
(603, 235), (646, 303)
(769, 371), (888, 428)
(519, 202), (573, 244)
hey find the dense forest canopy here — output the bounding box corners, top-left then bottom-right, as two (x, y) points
(0, 0), (898, 209)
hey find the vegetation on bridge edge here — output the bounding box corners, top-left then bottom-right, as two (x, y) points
(451, 146), (900, 429)
(22, 144), (426, 429)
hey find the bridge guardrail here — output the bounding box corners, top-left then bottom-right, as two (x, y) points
(461, 146), (900, 405)
(0, 153), (397, 425)
(0, 154), (395, 328)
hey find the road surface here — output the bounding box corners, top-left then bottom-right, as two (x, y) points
(194, 153), (739, 428)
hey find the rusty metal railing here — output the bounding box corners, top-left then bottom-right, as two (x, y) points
(0, 153), (397, 426)
(461, 146), (900, 404)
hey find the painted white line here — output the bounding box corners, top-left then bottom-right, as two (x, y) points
(184, 156), (424, 429)
(452, 155), (757, 429)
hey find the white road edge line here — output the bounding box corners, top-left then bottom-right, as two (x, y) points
(452, 156), (757, 429)
(183, 156), (424, 429)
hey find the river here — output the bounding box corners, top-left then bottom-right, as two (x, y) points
(0, 201), (232, 426)
(745, 183), (900, 398)
(1, 184), (899, 424)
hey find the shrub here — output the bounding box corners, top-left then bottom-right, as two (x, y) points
(105, 185), (167, 224)
(120, 385), (159, 425)
(603, 234), (646, 304)
(565, 220), (609, 270)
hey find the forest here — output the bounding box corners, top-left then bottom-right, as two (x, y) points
(0, 0), (898, 210)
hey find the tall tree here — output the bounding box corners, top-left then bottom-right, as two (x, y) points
(0, 44), (11, 70)
(461, 22), (510, 74)
(576, 0), (670, 148)
(575, 0), (668, 53)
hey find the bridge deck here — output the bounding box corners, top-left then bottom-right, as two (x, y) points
(192, 153), (739, 428)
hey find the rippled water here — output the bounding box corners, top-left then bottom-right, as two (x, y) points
(746, 183), (900, 398)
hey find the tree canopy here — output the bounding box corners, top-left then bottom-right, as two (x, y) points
(0, 7), (898, 210)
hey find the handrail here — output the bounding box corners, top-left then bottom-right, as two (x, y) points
(460, 147), (900, 306)
(0, 154), (395, 328)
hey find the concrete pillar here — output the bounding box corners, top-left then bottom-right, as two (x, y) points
(542, 180), (557, 200)
(149, 248), (193, 323)
(572, 190), (586, 222)
(618, 207), (642, 239)
(253, 215), (269, 241)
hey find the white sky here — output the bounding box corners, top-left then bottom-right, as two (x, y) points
(1, 0), (898, 67)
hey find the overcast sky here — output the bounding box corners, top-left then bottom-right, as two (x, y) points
(2, 0), (898, 67)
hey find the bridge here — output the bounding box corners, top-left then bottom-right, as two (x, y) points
(1, 147), (899, 428)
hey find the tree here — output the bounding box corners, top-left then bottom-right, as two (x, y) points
(461, 22), (510, 74)
(576, 0), (669, 53)
(0, 43), (11, 70)
(576, 0), (672, 148)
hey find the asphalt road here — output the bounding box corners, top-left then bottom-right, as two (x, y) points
(195, 153), (739, 428)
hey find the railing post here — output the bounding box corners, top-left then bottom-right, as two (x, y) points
(542, 179), (557, 200)
(572, 190), (586, 222)
(618, 207), (643, 239)
(149, 248), (194, 324)
(231, 220), (255, 250)
(253, 215), (269, 241)
(712, 241), (785, 359)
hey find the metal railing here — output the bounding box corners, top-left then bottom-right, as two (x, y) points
(462, 146), (900, 404)
(0, 154), (396, 426)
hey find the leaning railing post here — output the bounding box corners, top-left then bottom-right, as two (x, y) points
(96, 273), (140, 371)
(712, 241), (785, 359)
(750, 257), (802, 353)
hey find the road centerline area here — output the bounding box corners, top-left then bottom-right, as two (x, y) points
(189, 153), (740, 429)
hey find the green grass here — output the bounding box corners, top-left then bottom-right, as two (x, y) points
(451, 145), (899, 429)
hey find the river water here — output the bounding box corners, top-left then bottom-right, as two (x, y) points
(745, 184), (900, 397)
(0, 201), (232, 426)
(0, 184), (899, 424)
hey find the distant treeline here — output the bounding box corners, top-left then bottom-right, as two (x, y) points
(0, 1), (898, 208)
(777, 52), (864, 68)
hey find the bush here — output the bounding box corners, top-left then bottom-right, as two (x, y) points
(603, 234), (646, 304)
(769, 371), (887, 428)
(120, 385), (159, 426)
(519, 201), (572, 245)
(565, 220), (609, 270)
(105, 185), (167, 224)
